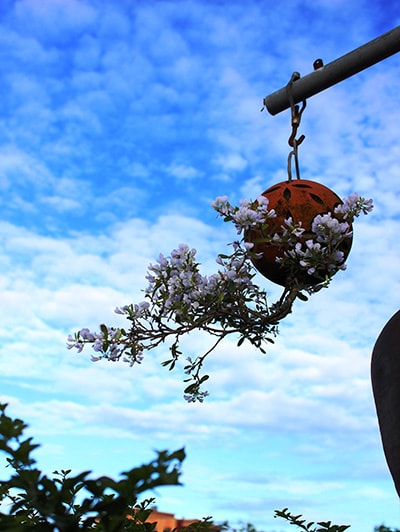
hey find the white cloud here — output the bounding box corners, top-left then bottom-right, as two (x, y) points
(214, 153), (248, 172)
(166, 163), (201, 180)
(13, 0), (98, 41)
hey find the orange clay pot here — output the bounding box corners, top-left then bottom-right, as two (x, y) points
(245, 179), (353, 287)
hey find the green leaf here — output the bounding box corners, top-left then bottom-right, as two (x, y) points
(317, 521), (332, 529)
(297, 292), (309, 301)
(237, 336), (245, 347)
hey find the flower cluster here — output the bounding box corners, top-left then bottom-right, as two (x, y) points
(272, 212), (351, 279)
(143, 243), (254, 320)
(67, 239), (288, 402)
(211, 195), (275, 234)
(334, 192), (374, 218)
(212, 192), (373, 285)
(67, 324), (143, 365)
(68, 190), (372, 402)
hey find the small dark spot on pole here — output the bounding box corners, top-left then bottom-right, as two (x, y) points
(313, 58), (324, 70)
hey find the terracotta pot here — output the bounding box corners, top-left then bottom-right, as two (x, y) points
(245, 179), (353, 286)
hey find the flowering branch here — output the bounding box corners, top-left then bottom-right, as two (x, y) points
(67, 192), (372, 402)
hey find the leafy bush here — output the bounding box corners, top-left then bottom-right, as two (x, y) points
(0, 402), (185, 531)
(0, 402), (365, 532)
(274, 508), (349, 532)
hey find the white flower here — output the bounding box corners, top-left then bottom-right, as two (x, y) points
(93, 339), (103, 352)
(334, 194), (374, 218)
(115, 306), (129, 315)
(256, 195), (269, 207)
(211, 196), (230, 216)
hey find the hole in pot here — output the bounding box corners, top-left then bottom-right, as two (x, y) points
(310, 193), (324, 205)
(266, 185), (280, 193)
(293, 183), (312, 188)
(283, 187), (291, 201)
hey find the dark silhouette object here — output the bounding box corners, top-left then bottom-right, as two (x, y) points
(371, 309), (400, 497)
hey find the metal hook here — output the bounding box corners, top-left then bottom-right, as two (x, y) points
(286, 72), (306, 180)
(288, 102), (306, 148)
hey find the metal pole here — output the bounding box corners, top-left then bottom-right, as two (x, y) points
(264, 25), (400, 116)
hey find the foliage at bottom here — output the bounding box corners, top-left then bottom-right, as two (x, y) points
(0, 402), (186, 531)
(1, 402), (391, 531)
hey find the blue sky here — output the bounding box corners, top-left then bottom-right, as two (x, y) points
(1, 0), (400, 530)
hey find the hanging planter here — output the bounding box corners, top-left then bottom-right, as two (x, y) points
(242, 75), (357, 288)
(245, 179), (353, 287)
(67, 70), (373, 403)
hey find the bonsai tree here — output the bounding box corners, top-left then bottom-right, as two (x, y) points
(67, 192), (373, 402)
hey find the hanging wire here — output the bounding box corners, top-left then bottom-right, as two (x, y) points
(286, 72), (306, 180)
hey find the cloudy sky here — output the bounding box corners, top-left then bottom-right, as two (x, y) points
(1, 0), (400, 530)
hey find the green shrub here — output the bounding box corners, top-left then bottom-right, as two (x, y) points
(0, 403), (185, 531)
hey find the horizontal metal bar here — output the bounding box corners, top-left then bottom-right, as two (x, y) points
(264, 25), (400, 115)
